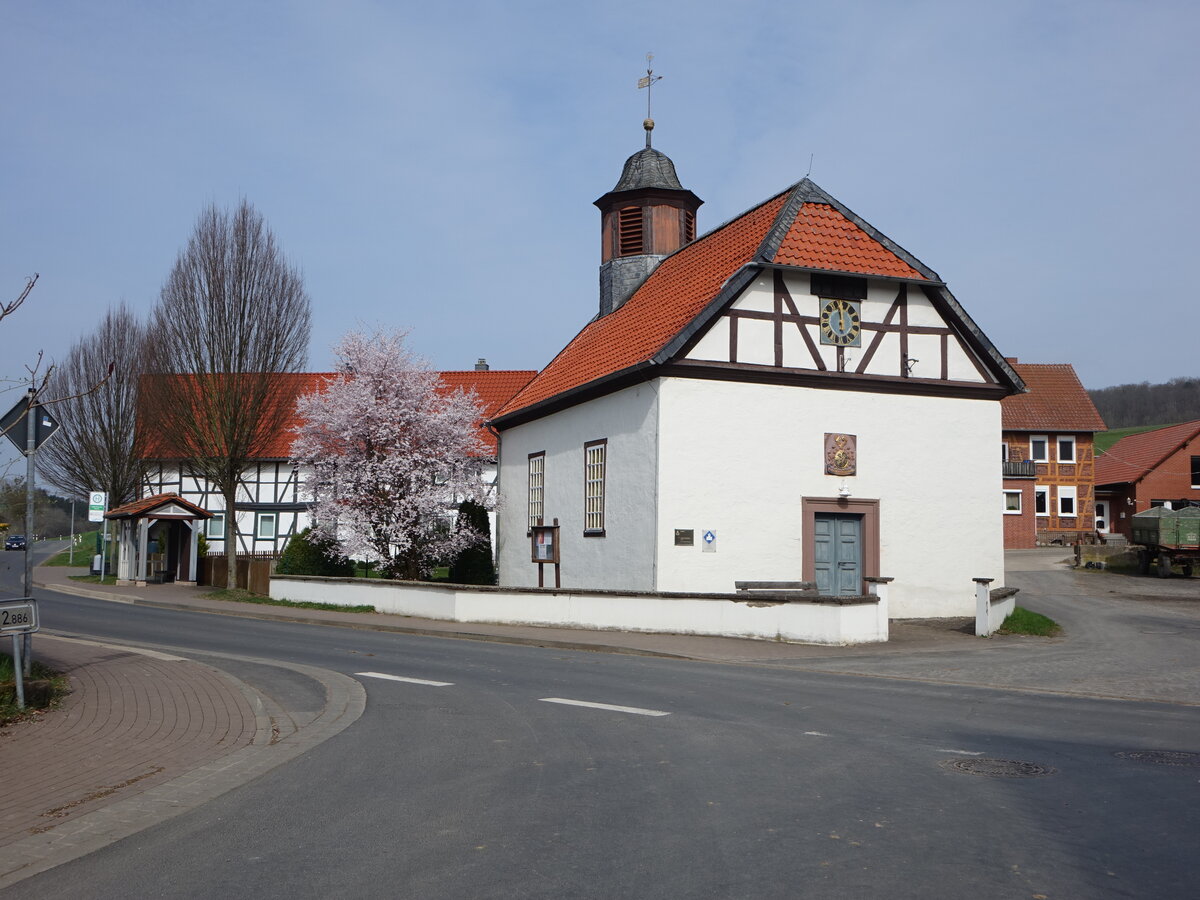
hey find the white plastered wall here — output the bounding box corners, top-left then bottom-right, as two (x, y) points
(496, 383), (660, 590)
(654, 377), (1005, 617)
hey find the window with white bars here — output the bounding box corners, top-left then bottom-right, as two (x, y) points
(528, 452), (544, 529)
(584, 440), (607, 534)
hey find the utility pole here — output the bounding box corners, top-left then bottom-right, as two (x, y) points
(22, 388), (35, 676)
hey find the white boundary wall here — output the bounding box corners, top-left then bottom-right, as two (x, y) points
(271, 576), (890, 645)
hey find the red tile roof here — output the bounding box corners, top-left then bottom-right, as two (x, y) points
(142, 370), (534, 460)
(774, 203), (927, 279)
(1001, 363), (1106, 432)
(496, 189), (791, 420)
(1095, 420), (1200, 486)
(494, 178), (980, 424)
(106, 493), (212, 520)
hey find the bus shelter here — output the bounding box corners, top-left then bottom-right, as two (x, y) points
(105, 493), (212, 586)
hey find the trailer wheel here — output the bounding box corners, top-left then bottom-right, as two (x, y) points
(1184, 563), (1194, 578)
(1157, 553), (1173, 578)
(1137, 549), (1151, 575)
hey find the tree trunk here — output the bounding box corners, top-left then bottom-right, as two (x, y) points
(224, 484), (237, 589)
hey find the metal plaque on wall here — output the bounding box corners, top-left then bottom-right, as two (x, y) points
(824, 433), (857, 476)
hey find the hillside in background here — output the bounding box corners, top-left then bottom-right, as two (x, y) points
(1088, 377), (1200, 430)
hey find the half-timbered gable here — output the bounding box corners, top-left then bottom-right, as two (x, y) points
(493, 158), (1024, 618)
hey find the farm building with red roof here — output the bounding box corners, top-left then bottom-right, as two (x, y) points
(491, 128), (1024, 618)
(1095, 420), (1200, 539)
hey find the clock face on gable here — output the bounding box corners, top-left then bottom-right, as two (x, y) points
(819, 298), (861, 347)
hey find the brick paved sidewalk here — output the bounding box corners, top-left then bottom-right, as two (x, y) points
(0, 636), (262, 848)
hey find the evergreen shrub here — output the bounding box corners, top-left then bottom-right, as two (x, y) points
(276, 527), (354, 577)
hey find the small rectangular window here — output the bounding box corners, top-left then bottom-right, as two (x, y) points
(1030, 436), (1048, 463)
(207, 513), (225, 540)
(256, 512), (277, 540)
(1034, 486), (1049, 516)
(1057, 435), (1076, 463)
(528, 452), (545, 529)
(1004, 491), (1022, 514)
(584, 440), (607, 534)
(1058, 486), (1077, 517)
(1192, 456), (1200, 488)
(1001, 442), (1009, 462)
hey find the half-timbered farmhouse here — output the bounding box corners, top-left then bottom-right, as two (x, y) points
(491, 130), (1025, 617)
(142, 366), (535, 555)
(999, 361), (1107, 548)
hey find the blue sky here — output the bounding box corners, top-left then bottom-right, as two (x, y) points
(2, 0), (1196, 420)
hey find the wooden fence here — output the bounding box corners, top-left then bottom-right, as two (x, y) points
(200, 552), (279, 595)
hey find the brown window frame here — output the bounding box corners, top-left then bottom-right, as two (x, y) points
(527, 451), (545, 532)
(583, 439), (607, 536)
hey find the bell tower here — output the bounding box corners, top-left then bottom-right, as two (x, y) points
(594, 64), (702, 316)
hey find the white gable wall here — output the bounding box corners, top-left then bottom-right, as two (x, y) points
(653, 377), (1004, 616)
(496, 383), (660, 590)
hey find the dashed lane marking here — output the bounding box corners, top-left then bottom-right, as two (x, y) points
(938, 748), (985, 756)
(539, 697), (671, 717)
(356, 672), (454, 687)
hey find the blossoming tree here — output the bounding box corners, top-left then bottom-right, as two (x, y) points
(290, 329), (491, 579)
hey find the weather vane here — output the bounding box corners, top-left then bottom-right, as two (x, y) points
(637, 52), (662, 147)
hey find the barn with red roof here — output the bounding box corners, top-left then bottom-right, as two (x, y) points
(491, 125), (1024, 617)
(1095, 420), (1200, 539)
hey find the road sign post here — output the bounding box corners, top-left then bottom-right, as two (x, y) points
(1, 390), (61, 677)
(1, 598), (39, 711)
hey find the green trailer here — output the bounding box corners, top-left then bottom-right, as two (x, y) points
(1131, 506), (1200, 577)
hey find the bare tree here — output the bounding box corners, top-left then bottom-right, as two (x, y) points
(2, 274), (38, 327)
(37, 303), (147, 505)
(143, 200), (311, 587)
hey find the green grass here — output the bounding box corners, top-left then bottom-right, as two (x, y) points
(68, 574), (119, 585)
(44, 530), (115, 568)
(1095, 424), (1175, 454)
(997, 606), (1061, 637)
(204, 587), (376, 614)
(1, 653), (70, 725)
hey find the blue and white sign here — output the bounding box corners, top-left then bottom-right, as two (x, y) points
(702, 529), (717, 553)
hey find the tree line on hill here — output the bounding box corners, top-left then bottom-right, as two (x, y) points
(1088, 377), (1200, 429)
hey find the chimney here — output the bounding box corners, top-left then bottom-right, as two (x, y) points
(475, 358), (489, 371)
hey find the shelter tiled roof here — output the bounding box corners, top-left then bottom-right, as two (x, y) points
(494, 177), (1015, 425)
(1001, 363), (1106, 432)
(105, 493), (211, 520)
(1095, 420), (1200, 486)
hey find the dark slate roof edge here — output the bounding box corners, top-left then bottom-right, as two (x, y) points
(794, 178), (944, 282)
(753, 180), (811, 263)
(653, 266), (761, 364)
(490, 362), (656, 430)
(918, 283), (1025, 393)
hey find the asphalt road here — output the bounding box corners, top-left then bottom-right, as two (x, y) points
(6, 550), (1200, 898)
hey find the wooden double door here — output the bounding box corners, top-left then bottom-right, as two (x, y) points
(813, 512), (863, 596)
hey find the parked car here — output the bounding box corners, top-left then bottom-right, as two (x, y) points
(5, 534), (26, 550)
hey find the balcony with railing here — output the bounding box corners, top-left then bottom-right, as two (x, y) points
(1003, 460), (1038, 478)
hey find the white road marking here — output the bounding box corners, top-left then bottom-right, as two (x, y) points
(804, 731), (830, 737)
(937, 748), (985, 756)
(356, 672), (454, 687)
(539, 697), (671, 717)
